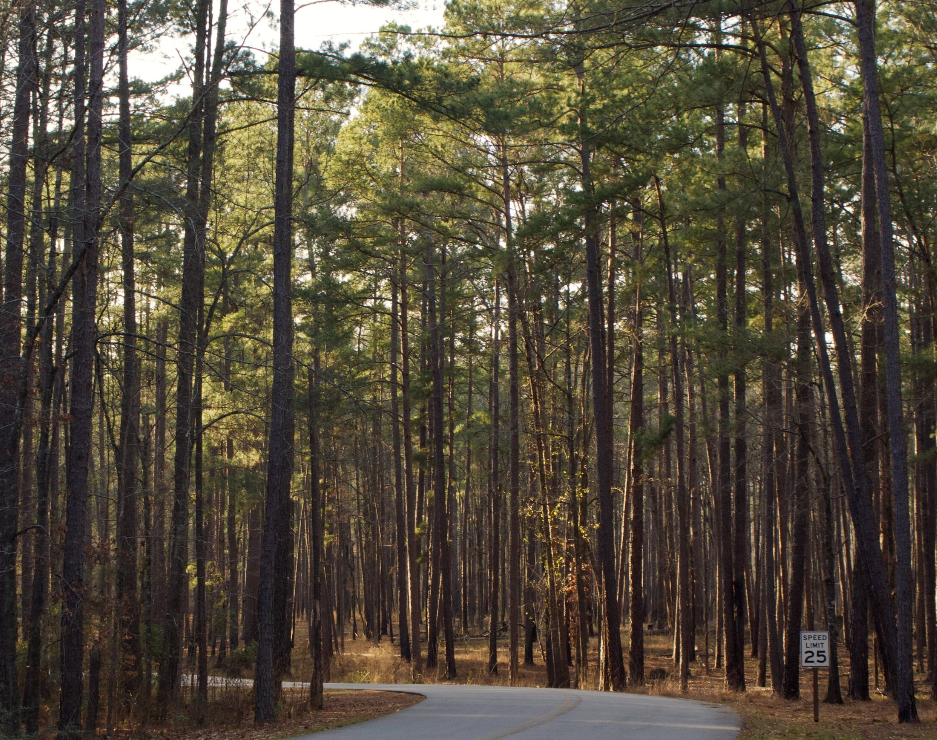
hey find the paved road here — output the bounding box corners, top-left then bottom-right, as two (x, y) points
(309, 682), (741, 740)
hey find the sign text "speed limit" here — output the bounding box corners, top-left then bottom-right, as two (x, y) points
(800, 631), (830, 668)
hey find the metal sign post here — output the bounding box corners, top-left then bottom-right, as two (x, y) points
(800, 631), (830, 722)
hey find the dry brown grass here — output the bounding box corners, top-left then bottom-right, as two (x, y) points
(104, 689), (421, 740)
(275, 623), (936, 739)
(727, 690), (937, 740)
(326, 636), (555, 687)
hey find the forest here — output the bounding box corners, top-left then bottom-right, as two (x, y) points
(0, 0), (935, 736)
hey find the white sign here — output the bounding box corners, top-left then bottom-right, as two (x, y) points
(800, 631), (830, 668)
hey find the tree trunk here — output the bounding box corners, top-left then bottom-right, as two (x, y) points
(85, 643), (102, 735)
(712, 61), (744, 689)
(851, 106), (878, 705)
(576, 59), (626, 692)
(19, 24), (55, 678)
(60, 0), (105, 732)
(683, 271), (704, 670)
(225, 436), (238, 650)
(426, 265), (441, 669)
(158, 0), (208, 716)
(488, 283), (502, 674)
(925, 289), (937, 700)
(820, 468), (844, 703)
(153, 317), (168, 628)
(401, 257), (422, 674)
(502, 150), (522, 686)
(256, 0), (296, 717)
(733, 117), (750, 683)
(193, 0), (228, 718)
(628, 208), (645, 687)
(0, 1), (36, 728)
(244, 505), (261, 645)
(759, 116), (784, 692)
(391, 264), (411, 661)
(24, 73), (62, 735)
(654, 178), (691, 690)
(752, 11), (906, 718)
(781, 288), (812, 700)
(462, 321), (474, 635)
(194, 366), (208, 722)
(566, 287), (589, 687)
(524, 516), (537, 667)
(429, 242), (457, 678)
(852, 0), (918, 721)
(21, 26), (59, 736)
(115, 0), (142, 702)
(309, 354), (324, 709)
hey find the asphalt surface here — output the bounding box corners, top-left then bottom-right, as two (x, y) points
(308, 682), (741, 740)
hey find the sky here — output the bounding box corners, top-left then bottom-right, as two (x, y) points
(131, 0), (447, 89)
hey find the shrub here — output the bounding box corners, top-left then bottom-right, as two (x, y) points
(219, 642), (257, 676)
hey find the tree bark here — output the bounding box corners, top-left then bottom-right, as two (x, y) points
(401, 257), (422, 675)
(820, 466), (844, 703)
(430, 243), (457, 678)
(502, 149), (521, 686)
(781, 287), (812, 700)
(488, 283), (502, 674)
(116, 0), (142, 699)
(576, 59), (626, 692)
(654, 177), (691, 690)
(462, 321), (474, 634)
(391, 263), (411, 661)
(24, 57), (61, 735)
(158, 0), (208, 715)
(566, 292), (589, 686)
(759, 116), (784, 692)
(60, 0), (105, 732)
(733, 115), (749, 684)
(194, 366), (208, 722)
(193, 0), (229, 717)
(19, 21), (54, 687)
(256, 0), (295, 717)
(309, 355), (324, 709)
(628, 207), (645, 687)
(519, 273), (568, 687)
(752, 11), (907, 718)
(852, 0), (918, 721)
(0, 2), (36, 728)
(227, 436), (239, 650)
(715, 86), (744, 691)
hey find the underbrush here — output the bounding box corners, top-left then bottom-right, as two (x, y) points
(217, 642), (257, 676)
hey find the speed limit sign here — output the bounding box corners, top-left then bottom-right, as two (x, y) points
(801, 631), (830, 723)
(801, 631), (830, 667)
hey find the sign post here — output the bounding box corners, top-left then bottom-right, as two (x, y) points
(800, 631), (830, 723)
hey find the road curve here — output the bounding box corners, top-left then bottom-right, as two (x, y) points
(309, 682), (741, 740)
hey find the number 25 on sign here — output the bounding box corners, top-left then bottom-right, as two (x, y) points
(801, 631), (830, 723)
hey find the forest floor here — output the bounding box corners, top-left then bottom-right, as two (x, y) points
(127, 689), (421, 740)
(244, 623), (937, 739)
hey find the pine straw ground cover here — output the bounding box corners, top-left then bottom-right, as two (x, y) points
(272, 625), (936, 739)
(131, 689), (422, 740)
